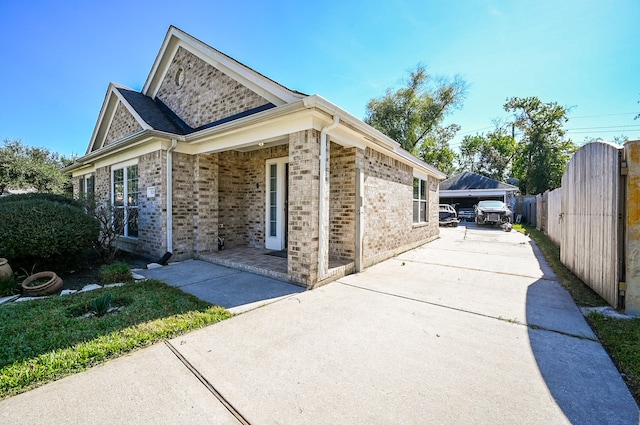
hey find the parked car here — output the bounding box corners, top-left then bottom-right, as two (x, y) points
(458, 207), (475, 222)
(439, 204), (459, 227)
(475, 200), (512, 225)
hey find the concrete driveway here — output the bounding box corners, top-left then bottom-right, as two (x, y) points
(2, 224), (638, 424)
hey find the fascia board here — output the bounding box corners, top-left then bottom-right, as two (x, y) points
(86, 83), (118, 155)
(180, 97), (444, 179)
(440, 189), (517, 197)
(70, 165), (96, 177)
(142, 27), (179, 96)
(182, 100), (307, 143)
(72, 130), (176, 166)
(303, 95), (446, 179)
(93, 139), (169, 170)
(178, 110), (316, 155)
(303, 95), (400, 150)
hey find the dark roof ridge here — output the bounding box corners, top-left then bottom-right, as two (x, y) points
(440, 171), (519, 191)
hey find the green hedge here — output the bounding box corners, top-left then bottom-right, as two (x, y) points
(0, 196), (99, 273)
(0, 193), (82, 209)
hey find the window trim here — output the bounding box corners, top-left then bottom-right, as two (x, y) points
(79, 174), (95, 198)
(413, 176), (429, 224)
(111, 161), (139, 239)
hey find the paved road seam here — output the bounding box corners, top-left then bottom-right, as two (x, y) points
(164, 340), (251, 425)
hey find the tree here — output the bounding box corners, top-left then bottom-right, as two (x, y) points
(418, 124), (459, 176)
(0, 139), (71, 194)
(504, 97), (577, 195)
(458, 124), (517, 181)
(364, 65), (467, 169)
(0, 140), (28, 193)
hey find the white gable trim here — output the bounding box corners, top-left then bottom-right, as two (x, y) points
(142, 26), (303, 106)
(111, 84), (153, 132)
(86, 83), (152, 154)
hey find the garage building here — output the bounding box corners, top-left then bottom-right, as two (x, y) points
(439, 171), (519, 210)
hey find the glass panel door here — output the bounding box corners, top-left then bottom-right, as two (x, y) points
(265, 158), (288, 250)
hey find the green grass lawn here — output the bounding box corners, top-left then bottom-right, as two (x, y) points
(0, 280), (231, 399)
(514, 223), (640, 402)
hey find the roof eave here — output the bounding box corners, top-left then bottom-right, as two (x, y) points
(66, 129), (180, 173)
(302, 95), (446, 179)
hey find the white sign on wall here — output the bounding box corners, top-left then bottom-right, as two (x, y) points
(147, 186), (156, 198)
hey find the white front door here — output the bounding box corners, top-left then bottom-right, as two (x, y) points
(265, 157), (288, 250)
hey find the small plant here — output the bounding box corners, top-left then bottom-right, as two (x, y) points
(99, 263), (132, 285)
(0, 276), (17, 297)
(91, 293), (113, 317)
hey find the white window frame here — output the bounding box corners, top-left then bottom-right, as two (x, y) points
(413, 176), (429, 224)
(79, 174), (95, 198)
(111, 159), (139, 238)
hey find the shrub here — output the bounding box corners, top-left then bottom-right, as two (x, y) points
(99, 263), (132, 285)
(0, 276), (17, 297)
(0, 196), (99, 273)
(0, 193), (82, 209)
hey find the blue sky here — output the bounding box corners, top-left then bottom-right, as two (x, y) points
(1, 0), (638, 158)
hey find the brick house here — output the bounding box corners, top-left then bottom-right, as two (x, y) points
(67, 26), (445, 289)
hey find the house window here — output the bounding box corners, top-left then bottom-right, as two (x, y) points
(79, 174), (95, 200)
(413, 177), (428, 223)
(112, 164), (139, 238)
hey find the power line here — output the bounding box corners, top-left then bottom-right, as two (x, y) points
(456, 112), (638, 138)
(567, 129), (640, 134)
(458, 126), (494, 136)
(565, 124), (640, 131)
(569, 112), (638, 119)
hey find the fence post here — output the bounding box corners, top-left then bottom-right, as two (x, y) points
(625, 140), (640, 315)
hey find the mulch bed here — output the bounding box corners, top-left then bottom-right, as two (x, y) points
(59, 251), (150, 291)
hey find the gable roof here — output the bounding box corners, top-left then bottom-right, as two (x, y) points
(142, 26), (306, 105)
(71, 27), (446, 181)
(440, 171), (518, 191)
(85, 26), (306, 154)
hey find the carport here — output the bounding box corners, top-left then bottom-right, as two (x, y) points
(439, 171), (518, 209)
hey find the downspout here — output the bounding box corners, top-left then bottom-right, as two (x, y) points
(166, 139), (178, 254)
(319, 116), (340, 280)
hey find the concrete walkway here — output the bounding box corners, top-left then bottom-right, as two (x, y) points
(137, 260), (304, 314)
(1, 224), (638, 424)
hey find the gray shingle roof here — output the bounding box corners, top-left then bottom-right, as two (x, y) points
(116, 87), (276, 136)
(440, 171), (518, 191)
(116, 88), (187, 134)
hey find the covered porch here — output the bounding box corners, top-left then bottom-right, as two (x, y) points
(181, 128), (360, 288)
(198, 246), (354, 287)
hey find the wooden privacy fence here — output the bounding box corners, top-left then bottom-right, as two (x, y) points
(546, 189), (562, 246)
(521, 141), (628, 310)
(560, 142), (623, 309)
